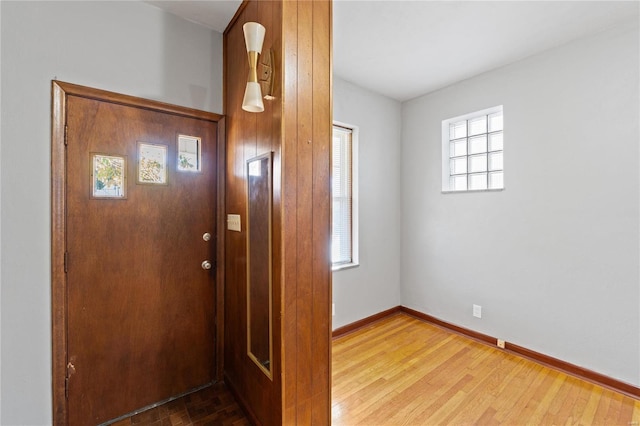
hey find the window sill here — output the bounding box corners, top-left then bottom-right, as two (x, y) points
(332, 262), (359, 272)
(441, 188), (505, 194)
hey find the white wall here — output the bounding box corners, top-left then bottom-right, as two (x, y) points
(0, 2), (223, 424)
(332, 77), (402, 329)
(401, 21), (639, 386)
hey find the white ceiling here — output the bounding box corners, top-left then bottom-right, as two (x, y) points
(146, 1), (638, 102)
(144, 0), (242, 33)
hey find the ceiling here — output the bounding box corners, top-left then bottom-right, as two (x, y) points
(145, 0), (242, 33)
(146, 1), (638, 102)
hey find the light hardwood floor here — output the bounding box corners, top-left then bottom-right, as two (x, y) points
(332, 313), (640, 425)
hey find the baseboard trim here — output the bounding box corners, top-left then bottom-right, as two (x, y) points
(399, 306), (640, 400)
(224, 373), (261, 425)
(506, 341), (640, 400)
(332, 306), (402, 339)
(400, 306), (496, 346)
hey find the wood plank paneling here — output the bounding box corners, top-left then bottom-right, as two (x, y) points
(281, 1), (333, 424)
(224, 1), (275, 424)
(294, 0), (315, 423)
(224, 1), (332, 424)
(310, 1), (332, 425)
(281, 0), (299, 421)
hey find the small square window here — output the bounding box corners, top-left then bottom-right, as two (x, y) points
(91, 153), (126, 199)
(178, 135), (202, 172)
(441, 106), (503, 192)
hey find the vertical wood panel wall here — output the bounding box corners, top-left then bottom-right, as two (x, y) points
(223, 1), (332, 425)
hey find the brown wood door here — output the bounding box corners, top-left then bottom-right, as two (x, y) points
(65, 94), (217, 425)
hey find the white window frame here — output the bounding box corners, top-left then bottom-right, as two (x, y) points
(332, 121), (359, 271)
(441, 105), (504, 193)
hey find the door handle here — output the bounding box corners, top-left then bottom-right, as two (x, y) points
(201, 260), (212, 270)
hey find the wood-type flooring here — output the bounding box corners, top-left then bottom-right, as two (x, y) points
(332, 313), (640, 425)
(115, 313), (640, 425)
(109, 383), (249, 426)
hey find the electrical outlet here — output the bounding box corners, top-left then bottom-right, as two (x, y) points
(227, 214), (241, 232)
(497, 339), (506, 349)
(473, 304), (482, 318)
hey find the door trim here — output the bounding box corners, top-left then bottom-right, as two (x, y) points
(51, 80), (225, 425)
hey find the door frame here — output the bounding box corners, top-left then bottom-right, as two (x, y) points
(51, 81), (226, 425)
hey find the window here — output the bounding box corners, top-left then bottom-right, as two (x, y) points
(442, 106), (503, 192)
(332, 123), (358, 269)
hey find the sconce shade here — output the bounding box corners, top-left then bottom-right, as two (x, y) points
(242, 81), (264, 113)
(243, 22), (266, 53)
(242, 22), (268, 113)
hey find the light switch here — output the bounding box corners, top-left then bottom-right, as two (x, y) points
(227, 214), (241, 232)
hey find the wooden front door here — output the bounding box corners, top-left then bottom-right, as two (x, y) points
(53, 82), (220, 425)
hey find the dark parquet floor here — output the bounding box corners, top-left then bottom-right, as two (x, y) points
(111, 383), (250, 426)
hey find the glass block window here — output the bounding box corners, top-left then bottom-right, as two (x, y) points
(442, 106), (503, 192)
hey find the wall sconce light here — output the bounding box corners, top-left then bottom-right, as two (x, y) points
(242, 22), (274, 113)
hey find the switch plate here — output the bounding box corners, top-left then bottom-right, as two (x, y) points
(227, 214), (241, 232)
(473, 304), (482, 318)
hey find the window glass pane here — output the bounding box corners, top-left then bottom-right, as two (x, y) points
(469, 173), (487, 190)
(468, 154), (487, 173)
(489, 151), (503, 171)
(468, 116), (487, 136)
(468, 135), (487, 154)
(450, 157), (467, 175)
(332, 168), (341, 195)
(332, 126), (353, 265)
(449, 121), (467, 140)
(332, 198), (351, 263)
(488, 112), (503, 132)
(489, 132), (503, 151)
(178, 135), (201, 172)
(450, 175), (467, 191)
(443, 107), (503, 193)
(489, 171), (504, 189)
(450, 139), (467, 157)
